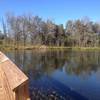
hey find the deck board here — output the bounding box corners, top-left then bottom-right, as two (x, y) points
(0, 66), (15, 100)
(1, 60), (28, 90)
(0, 51), (30, 100)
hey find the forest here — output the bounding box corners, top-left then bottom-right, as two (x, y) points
(0, 13), (100, 48)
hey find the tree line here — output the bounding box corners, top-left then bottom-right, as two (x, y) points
(0, 13), (100, 47)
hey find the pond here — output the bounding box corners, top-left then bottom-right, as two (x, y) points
(4, 50), (100, 100)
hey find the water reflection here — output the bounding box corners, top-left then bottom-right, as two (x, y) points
(5, 50), (100, 100)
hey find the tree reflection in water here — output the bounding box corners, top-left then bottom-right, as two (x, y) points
(5, 50), (100, 100)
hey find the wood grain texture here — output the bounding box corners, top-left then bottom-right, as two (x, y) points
(0, 66), (15, 100)
(15, 81), (30, 100)
(0, 52), (30, 100)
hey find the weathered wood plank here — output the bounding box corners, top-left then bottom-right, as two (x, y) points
(0, 66), (15, 100)
(0, 51), (30, 100)
(0, 51), (28, 90)
(15, 81), (30, 100)
(1, 60), (28, 91)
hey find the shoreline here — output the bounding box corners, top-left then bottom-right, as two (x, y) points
(1, 45), (100, 51)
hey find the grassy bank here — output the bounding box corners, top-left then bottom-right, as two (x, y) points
(1, 45), (100, 51)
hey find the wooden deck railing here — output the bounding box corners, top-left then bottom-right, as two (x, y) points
(0, 51), (30, 100)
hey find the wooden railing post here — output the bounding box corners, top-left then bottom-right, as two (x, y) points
(15, 81), (30, 100)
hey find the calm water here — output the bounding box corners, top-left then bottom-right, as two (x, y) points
(4, 50), (100, 100)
